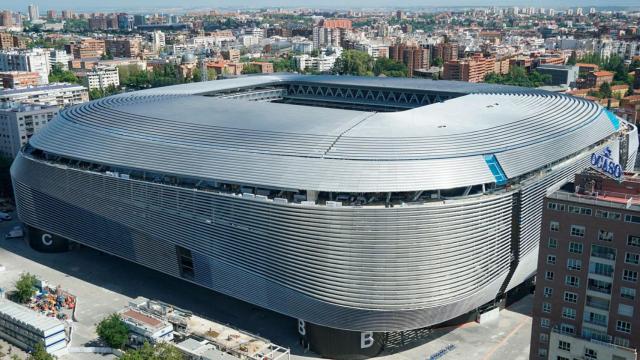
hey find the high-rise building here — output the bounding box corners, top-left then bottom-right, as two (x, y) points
(389, 44), (430, 77)
(0, 49), (50, 85)
(434, 42), (459, 62)
(0, 102), (58, 159)
(27, 4), (39, 21)
(65, 39), (106, 59)
(105, 38), (141, 58)
(396, 10), (404, 20)
(576, 7), (584, 16)
(152, 30), (165, 52)
(530, 169), (640, 360)
(61, 10), (74, 19)
(442, 55), (496, 83)
(46, 10), (56, 20)
(0, 10), (14, 27)
(117, 13), (134, 31)
(48, 49), (71, 70)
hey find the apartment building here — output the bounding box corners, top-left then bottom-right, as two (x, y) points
(0, 49), (50, 85)
(65, 39), (106, 59)
(0, 71), (41, 88)
(0, 84), (89, 107)
(442, 55), (496, 83)
(0, 102), (58, 159)
(81, 66), (120, 90)
(105, 38), (141, 58)
(531, 169), (640, 360)
(389, 45), (430, 77)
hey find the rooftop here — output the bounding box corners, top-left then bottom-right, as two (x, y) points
(0, 299), (65, 334)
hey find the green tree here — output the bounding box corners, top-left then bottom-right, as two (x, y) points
(14, 272), (37, 303)
(628, 85), (635, 97)
(433, 57), (444, 67)
(28, 343), (54, 360)
(96, 314), (129, 349)
(372, 58), (408, 77)
(121, 342), (184, 360)
(599, 82), (613, 98)
(48, 64), (80, 84)
(566, 51), (577, 66)
(241, 64), (262, 74)
(332, 50), (374, 76)
(484, 66), (551, 87)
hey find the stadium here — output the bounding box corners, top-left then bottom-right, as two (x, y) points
(11, 74), (638, 358)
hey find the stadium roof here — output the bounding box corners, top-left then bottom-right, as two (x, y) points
(29, 74), (622, 193)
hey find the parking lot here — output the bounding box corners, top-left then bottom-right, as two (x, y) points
(0, 213), (532, 360)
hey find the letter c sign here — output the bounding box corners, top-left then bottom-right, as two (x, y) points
(41, 233), (53, 246)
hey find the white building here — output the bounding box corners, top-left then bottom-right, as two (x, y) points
(152, 30), (165, 52)
(0, 84), (89, 108)
(27, 4), (39, 21)
(48, 49), (71, 70)
(0, 102), (58, 159)
(294, 48), (342, 73)
(0, 49), (50, 85)
(82, 66), (120, 91)
(292, 40), (314, 54)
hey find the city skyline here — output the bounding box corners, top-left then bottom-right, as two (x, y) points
(4, 0), (640, 13)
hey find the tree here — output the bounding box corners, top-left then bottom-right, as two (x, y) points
(332, 50), (374, 76)
(484, 66), (551, 87)
(120, 342), (184, 360)
(372, 58), (408, 77)
(628, 85), (635, 97)
(15, 272), (37, 303)
(599, 82), (613, 99)
(566, 51), (577, 65)
(433, 57), (444, 67)
(96, 314), (129, 349)
(29, 343), (54, 360)
(241, 64), (262, 74)
(48, 64), (80, 84)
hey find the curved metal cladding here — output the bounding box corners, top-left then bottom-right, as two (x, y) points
(12, 155), (513, 331)
(10, 75), (634, 332)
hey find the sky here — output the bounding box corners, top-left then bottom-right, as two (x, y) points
(6, 0), (640, 13)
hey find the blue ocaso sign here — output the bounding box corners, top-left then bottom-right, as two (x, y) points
(591, 146), (622, 180)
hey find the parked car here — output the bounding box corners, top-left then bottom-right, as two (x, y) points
(5, 225), (23, 239)
(0, 212), (11, 221)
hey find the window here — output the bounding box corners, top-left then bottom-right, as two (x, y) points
(618, 304), (634, 317)
(589, 262), (613, 277)
(550, 221), (560, 232)
(539, 333), (549, 342)
(584, 348), (597, 360)
(548, 202), (565, 211)
(564, 291), (578, 303)
(625, 214), (640, 224)
(569, 242), (583, 254)
(558, 340), (571, 351)
(545, 271), (554, 281)
(543, 302), (551, 313)
(567, 258), (582, 271)
(538, 348), (547, 359)
(570, 225), (585, 237)
(543, 287), (553, 298)
(625, 252), (640, 265)
(584, 311), (607, 327)
(598, 229), (614, 241)
(538, 348), (547, 357)
(565, 275), (579, 287)
(547, 255), (557, 265)
(588, 278), (612, 294)
(559, 323), (575, 335)
(628, 235), (640, 247)
(596, 209), (621, 220)
(541, 318), (550, 328)
(623, 269), (638, 282)
(621, 287), (636, 300)
(548, 237), (558, 249)
(591, 244), (616, 260)
(175, 245), (194, 280)
(586, 295), (609, 311)
(562, 307), (576, 320)
(616, 320), (631, 334)
(614, 337), (630, 348)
